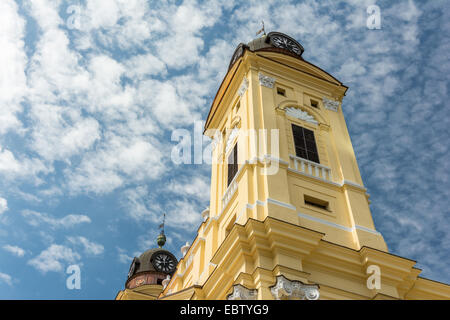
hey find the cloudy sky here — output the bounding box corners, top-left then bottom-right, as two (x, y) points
(0, 0), (449, 299)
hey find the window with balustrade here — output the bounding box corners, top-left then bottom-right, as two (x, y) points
(291, 124), (319, 163)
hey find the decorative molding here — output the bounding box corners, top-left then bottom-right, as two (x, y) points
(322, 97), (340, 112)
(201, 207), (210, 222)
(162, 275), (171, 289)
(210, 137), (220, 152)
(258, 73), (275, 88)
(227, 284), (258, 300)
(225, 127), (239, 154)
(238, 77), (249, 97)
(270, 275), (320, 300)
(289, 154), (331, 181)
(267, 198), (296, 211)
(230, 115), (241, 129)
(181, 242), (190, 257)
(285, 107), (318, 124)
(297, 211), (381, 236)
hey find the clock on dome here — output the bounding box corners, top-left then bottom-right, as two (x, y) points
(151, 251), (177, 273)
(266, 32), (304, 57)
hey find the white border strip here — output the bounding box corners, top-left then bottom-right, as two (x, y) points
(297, 211), (381, 236)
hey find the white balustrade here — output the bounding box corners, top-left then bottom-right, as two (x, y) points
(222, 179), (238, 209)
(289, 154), (332, 181)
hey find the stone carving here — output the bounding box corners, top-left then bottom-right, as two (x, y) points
(180, 242), (190, 257)
(162, 275), (171, 289)
(227, 284), (258, 300)
(285, 107), (318, 124)
(201, 207), (210, 222)
(259, 73), (275, 88)
(270, 275), (320, 300)
(322, 97), (340, 112)
(238, 77), (249, 97)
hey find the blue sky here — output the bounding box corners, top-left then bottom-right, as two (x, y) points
(0, 0), (449, 299)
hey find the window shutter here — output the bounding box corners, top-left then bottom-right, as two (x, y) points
(291, 124), (320, 163)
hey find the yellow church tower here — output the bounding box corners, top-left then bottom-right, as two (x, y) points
(149, 32), (449, 300)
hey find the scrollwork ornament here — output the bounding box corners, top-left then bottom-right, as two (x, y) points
(322, 97), (340, 112)
(259, 73), (275, 88)
(270, 275), (320, 300)
(227, 284), (258, 300)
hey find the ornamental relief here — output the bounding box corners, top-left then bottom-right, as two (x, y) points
(227, 284), (258, 300)
(322, 97), (340, 112)
(277, 100), (328, 127)
(258, 73), (275, 88)
(270, 275), (320, 300)
(285, 107), (318, 125)
(225, 127), (239, 154)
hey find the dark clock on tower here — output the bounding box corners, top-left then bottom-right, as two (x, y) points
(266, 32), (304, 56)
(151, 252), (176, 273)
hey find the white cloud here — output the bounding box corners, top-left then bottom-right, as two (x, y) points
(0, 0), (28, 135)
(117, 247), (133, 264)
(67, 236), (104, 256)
(0, 197), (8, 215)
(66, 136), (165, 194)
(29, 104), (100, 162)
(0, 146), (50, 184)
(21, 210), (91, 229)
(124, 53), (167, 79)
(0, 272), (12, 286)
(28, 244), (81, 274)
(121, 185), (161, 222)
(166, 199), (203, 230)
(167, 176), (211, 203)
(3, 245), (25, 257)
(77, 0), (152, 49)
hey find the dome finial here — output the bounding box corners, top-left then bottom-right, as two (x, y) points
(157, 213), (166, 248)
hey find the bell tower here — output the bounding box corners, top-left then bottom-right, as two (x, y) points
(116, 224), (178, 300)
(156, 32), (450, 300)
(202, 31), (388, 253)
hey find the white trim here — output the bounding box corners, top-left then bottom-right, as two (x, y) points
(267, 198), (297, 211)
(355, 225), (381, 235)
(298, 211), (352, 232)
(287, 167), (340, 186)
(263, 154), (289, 166)
(287, 167), (367, 192)
(238, 77), (249, 97)
(297, 211), (381, 235)
(256, 200), (266, 206)
(342, 180), (367, 191)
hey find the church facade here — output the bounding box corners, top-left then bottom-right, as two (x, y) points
(117, 32), (450, 300)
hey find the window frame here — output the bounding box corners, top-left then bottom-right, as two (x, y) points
(291, 123), (320, 164)
(227, 143), (238, 187)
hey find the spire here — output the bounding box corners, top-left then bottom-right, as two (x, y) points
(157, 213), (166, 248)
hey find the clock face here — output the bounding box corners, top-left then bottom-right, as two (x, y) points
(269, 34), (304, 56)
(151, 252), (176, 273)
(128, 258), (139, 278)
